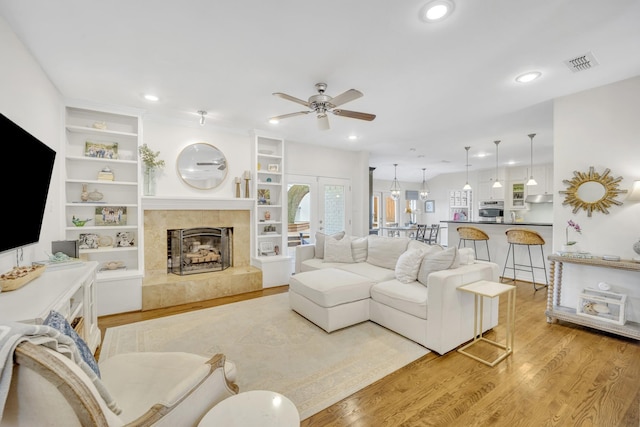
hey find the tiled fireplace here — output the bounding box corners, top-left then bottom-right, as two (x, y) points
(142, 198), (262, 310)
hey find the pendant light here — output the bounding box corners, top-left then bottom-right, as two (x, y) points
(463, 146), (472, 190)
(419, 168), (430, 201)
(390, 163), (401, 200)
(492, 140), (502, 188)
(526, 133), (538, 186)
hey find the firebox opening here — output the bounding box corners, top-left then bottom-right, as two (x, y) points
(167, 227), (232, 275)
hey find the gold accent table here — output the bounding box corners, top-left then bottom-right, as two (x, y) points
(457, 280), (516, 367)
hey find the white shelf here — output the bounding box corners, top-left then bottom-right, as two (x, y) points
(64, 104), (144, 314)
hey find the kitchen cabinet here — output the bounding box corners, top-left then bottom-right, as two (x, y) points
(527, 164), (553, 196)
(477, 169), (505, 201)
(507, 181), (526, 210)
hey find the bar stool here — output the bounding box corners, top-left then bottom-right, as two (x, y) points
(502, 227), (548, 292)
(457, 226), (491, 261)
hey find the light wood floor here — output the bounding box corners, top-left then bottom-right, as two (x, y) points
(97, 281), (640, 426)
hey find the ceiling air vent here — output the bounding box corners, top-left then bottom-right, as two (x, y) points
(564, 52), (599, 73)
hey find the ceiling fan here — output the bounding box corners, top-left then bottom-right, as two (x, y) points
(270, 82), (376, 130)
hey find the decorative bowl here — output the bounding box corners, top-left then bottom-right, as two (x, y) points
(72, 217), (92, 227)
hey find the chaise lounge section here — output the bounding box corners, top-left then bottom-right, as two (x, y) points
(291, 233), (500, 355)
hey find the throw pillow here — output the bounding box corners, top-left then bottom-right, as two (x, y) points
(44, 310), (101, 377)
(458, 247), (476, 265)
(315, 231), (345, 259)
(366, 235), (410, 269)
(417, 246), (459, 286)
(395, 249), (426, 284)
(324, 234), (354, 263)
(351, 236), (368, 262)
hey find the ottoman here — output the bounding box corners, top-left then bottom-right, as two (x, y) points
(289, 268), (374, 332)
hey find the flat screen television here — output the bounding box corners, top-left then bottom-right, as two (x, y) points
(1, 113), (56, 254)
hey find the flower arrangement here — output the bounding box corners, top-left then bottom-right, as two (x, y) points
(138, 144), (165, 170)
(565, 220), (581, 245)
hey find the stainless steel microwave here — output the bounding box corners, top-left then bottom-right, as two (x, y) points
(478, 200), (504, 221)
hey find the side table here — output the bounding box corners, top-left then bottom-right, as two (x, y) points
(198, 390), (300, 426)
(457, 280), (516, 367)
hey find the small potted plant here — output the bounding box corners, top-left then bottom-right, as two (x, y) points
(138, 144), (165, 196)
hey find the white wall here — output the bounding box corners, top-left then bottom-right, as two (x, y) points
(553, 75), (640, 321)
(0, 16), (63, 271)
(553, 75), (640, 257)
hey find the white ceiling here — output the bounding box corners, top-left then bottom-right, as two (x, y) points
(2, 0), (640, 182)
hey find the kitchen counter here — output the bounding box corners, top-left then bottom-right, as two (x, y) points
(443, 221), (553, 283)
(442, 220), (552, 227)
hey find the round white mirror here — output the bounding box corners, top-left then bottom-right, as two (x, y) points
(576, 181), (606, 203)
(177, 143), (227, 189)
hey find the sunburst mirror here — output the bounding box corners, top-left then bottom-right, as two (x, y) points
(559, 166), (627, 217)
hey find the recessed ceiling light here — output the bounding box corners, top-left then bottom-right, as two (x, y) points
(419, 0), (455, 22)
(269, 118), (279, 124)
(144, 94), (159, 102)
(515, 71), (542, 83)
(348, 135), (358, 140)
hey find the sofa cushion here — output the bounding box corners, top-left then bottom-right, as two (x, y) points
(351, 236), (368, 263)
(458, 247), (476, 265)
(366, 235), (410, 269)
(417, 246), (459, 286)
(407, 240), (442, 254)
(370, 279), (428, 319)
(289, 268), (374, 307)
(337, 262), (397, 283)
(300, 258), (343, 272)
(395, 249), (426, 284)
(324, 234), (354, 263)
(315, 231), (345, 259)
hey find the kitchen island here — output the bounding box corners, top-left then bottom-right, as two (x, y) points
(442, 221), (553, 284)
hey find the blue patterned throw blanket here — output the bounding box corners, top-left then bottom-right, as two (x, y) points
(0, 321), (121, 420)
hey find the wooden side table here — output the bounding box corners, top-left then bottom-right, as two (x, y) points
(457, 280), (516, 367)
(198, 390), (300, 426)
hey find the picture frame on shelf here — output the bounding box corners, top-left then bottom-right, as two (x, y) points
(78, 233), (99, 249)
(425, 200), (435, 213)
(95, 206), (127, 226)
(115, 231), (135, 247)
(257, 189), (271, 205)
(259, 241), (276, 256)
(84, 141), (118, 159)
(267, 164), (279, 172)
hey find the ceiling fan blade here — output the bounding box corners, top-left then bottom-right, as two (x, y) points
(328, 89), (363, 108)
(332, 109), (376, 121)
(317, 114), (330, 131)
(270, 111), (311, 121)
(273, 92), (310, 108)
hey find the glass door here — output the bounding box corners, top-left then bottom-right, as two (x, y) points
(317, 177), (351, 236)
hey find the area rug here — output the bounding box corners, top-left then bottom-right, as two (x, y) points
(100, 293), (429, 420)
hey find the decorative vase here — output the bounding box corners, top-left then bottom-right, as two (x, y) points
(88, 189), (103, 201)
(562, 244), (578, 253)
(143, 168), (157, 196)
(80, 183), (89, 202)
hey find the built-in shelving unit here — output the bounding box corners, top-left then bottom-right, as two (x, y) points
(449, 189), (473, 221)
(251, 133), (291, 287)
(64, 104), (143, 315)
(0, 262), (101, 353)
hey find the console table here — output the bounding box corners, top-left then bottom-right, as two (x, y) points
(0, 261), (100, 352)
(546, 255), (640, 340)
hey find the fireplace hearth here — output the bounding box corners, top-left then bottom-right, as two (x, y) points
(167, 227), (232, 275)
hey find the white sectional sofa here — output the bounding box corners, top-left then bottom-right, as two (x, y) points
(291, 233), (500, 355)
